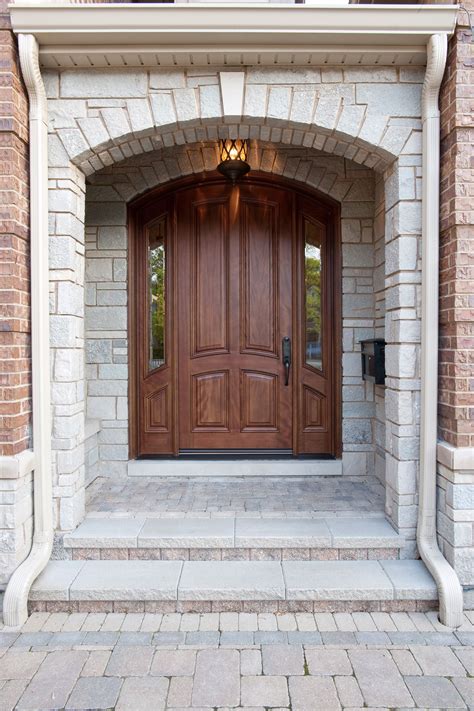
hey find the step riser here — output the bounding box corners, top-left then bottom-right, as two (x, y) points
(63, 547), (401, 561)
(29, 599), (438, 614)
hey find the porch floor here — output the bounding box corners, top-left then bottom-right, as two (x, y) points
(86, 475), (385, 517)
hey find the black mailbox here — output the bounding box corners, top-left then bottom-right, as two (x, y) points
(360, 339), (385, 385)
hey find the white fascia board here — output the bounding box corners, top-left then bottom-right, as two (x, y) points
(10, 3), (458, 49)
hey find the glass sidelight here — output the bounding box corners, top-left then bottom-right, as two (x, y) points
(147, 217), (166, 372)
(304, 220), (323, 372)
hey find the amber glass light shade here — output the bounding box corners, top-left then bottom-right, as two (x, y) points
(217, 138), (251, 184)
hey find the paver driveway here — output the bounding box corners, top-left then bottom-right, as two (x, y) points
(0, 610), (472, 709)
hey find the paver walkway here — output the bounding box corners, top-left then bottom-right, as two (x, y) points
(86, 475), (385, 516)
(1, 610), (472, 709)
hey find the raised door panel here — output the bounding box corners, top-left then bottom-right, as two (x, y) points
(241, 370), (278, 431)
(192, 201), (229, 356)
(240, 199), (278, 357)
(192, 371), (229, 431)
(144, 386), (169, 432)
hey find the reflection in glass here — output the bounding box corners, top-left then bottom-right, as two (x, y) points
(305, 221), (322, 371)
(148, 218), (166, 372)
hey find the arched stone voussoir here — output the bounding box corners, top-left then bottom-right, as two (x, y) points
(86, 139), (376, 208)
(58, 114), (398, 178)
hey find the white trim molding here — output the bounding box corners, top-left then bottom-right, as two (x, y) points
(10, 3), (458, 54)
(417, 33), (463, 630)
(2, 34), (53, 628)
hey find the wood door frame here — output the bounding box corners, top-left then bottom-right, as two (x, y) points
(128, 171), (342, 459)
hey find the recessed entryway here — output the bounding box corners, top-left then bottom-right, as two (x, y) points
(129, 175), (341, 458)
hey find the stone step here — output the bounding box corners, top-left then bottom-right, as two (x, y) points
(61, 515), (404, 561)
(127, 458), (342, 477)
(29, 559), (437, 614)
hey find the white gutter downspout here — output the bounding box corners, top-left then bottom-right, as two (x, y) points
(418, 33), (463, 629)
(3, 33), (53, 627)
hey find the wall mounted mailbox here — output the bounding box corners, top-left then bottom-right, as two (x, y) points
(360, 339), (386, 385)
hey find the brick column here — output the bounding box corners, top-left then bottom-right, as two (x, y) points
(436, 5), (474, 592)
(0, 2), (30, 456)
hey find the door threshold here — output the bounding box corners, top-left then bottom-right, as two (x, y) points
(128, 458), (342, 477)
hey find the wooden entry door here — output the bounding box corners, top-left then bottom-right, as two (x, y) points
(130, 176), (340, 457)
(177, 183), (293, 450)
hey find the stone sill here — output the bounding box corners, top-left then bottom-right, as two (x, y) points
(437, 440), (474, 473)
(0, 449), (35, 480)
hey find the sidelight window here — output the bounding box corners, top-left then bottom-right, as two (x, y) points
(147, 217), (166, 372)
(304, 220), (323, 372)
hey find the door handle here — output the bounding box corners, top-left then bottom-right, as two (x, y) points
(282, 337), (291, 386)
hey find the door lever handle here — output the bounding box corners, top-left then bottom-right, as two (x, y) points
(282, 336), (291, 386)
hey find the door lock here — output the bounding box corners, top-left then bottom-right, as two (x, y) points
(282, 337), (291, 386)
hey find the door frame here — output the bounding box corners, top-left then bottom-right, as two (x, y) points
(128, 171), (342, 459)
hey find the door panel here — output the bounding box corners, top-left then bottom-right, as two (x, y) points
(192, 201), (229, 356)
(130, 176), (340, 457)
(240, 199), (278, 356)
(177, 183), (292, 450)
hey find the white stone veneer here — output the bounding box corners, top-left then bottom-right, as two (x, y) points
(44, 65), (426, 565)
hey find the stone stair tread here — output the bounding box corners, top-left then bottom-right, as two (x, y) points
(30, 559), (436, 602)
(63, 515), (403, 549)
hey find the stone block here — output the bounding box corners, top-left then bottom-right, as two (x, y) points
(313, 97), (340, 131)
(149, 70), (186, 89)
(199, 84), (222, 119)
(173, 88), (198, 123)
(86, 339), (113, 364)
(88, 380), (127, 397)
(356, 83), (421, 117)
(96, 290), (127, 306)
(57, 282), (83, 317)
(139, 518), (234, 548)
(342, 244), (374, 268)
(97, 225), (127, 250)
(127, 99), (153, 134)
(243, 85), (267, 119)
(61, 70), (147, 98)
(87, 397), (116, 420)
(98, 364), (128, 379)
(385, 345), (417, 379)
(178, 561), (285, 600)
(50, 315), (78, 348)
(290, 90), (316, 125)
(78, 117), (110, 149)
(235, 518), (331, 548)
(385, 237), (418, 274)
(86, 258), (113, 282)
(57, 129), (90, 161)
(49, 236), (77, 271)
(343, 419), (372, 445)
(267, 86), (292, 121)
(283, 560), (393, 600)
(385, 455), (417, 496)
(101, 108), (132, 141)
(70, 560), (182, 600)
(86, 306), (127, 331)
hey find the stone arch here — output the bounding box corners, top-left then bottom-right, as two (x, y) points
(48, 65), (424, 178)
(49, 119), (422, 557)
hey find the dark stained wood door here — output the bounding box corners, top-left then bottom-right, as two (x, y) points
(130, 176), (340, 458)
(177, 183), (293, 450)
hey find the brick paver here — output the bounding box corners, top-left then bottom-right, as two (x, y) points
(86, 475), (385, 515)
(0, 612), (472, 710)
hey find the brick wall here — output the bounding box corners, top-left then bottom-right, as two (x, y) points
(0, 1), (31, 456)
(438, 3), (474, 448)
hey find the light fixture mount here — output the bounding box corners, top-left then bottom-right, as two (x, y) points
(217, 138), (251, 185)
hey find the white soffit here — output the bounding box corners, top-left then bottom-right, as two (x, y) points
(10, 3), (458, 68)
